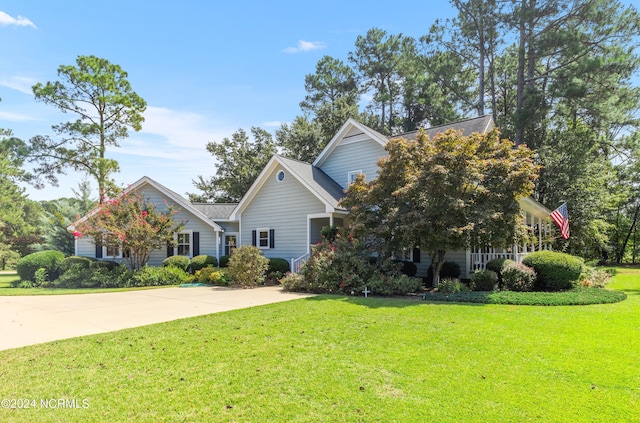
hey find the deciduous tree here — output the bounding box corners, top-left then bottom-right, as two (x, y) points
(341, 128), (539, 286)
(74, 190), (183, 270)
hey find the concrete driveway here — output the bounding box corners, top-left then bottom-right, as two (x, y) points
(0, 286), (314, 351)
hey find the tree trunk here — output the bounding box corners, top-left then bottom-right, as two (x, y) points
(429, 250), (447, 288)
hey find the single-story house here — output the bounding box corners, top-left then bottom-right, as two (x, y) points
(70, 115), (554, 278)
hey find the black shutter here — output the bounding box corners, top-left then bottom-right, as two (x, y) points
(192, 232), (200, 256)
(167, 244), (174, 257)
(95, 241), (103, 259)
(412, 247), (421, 263)
(252, 230), (257, 246)
(269, 229), (275, 248)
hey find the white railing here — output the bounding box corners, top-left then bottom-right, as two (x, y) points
(469, 252), (527, 274)
(291, 253), (310, 273)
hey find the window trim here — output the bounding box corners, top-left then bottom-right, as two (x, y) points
(256, 228), (270, 249)
(276, 170), (286, 182)
(224, 232), (239, 256)
(347, 170), (363, 186)
(174, 230), (193, 257)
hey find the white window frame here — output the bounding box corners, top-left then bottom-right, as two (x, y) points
(104, 243), (122, 259)
(392, 248), (413, 262)
(348, 170), (363, 186)
(257, 228), (270, 249)
(174, 230), (193, 257)
(224, 233), (239, 256)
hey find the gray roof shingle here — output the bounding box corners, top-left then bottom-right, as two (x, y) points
(397, 115), (495, 141)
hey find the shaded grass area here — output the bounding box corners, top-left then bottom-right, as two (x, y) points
(0, 272), (167, 296)
(424, 286), (626, 305)
(1, 268), (639, 422)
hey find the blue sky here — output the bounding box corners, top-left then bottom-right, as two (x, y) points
(1, 1), (455, 201)
(10, 1), (636, 203)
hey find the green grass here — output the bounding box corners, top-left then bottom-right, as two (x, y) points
(0, 272), (167, 296)
(0, 268), (639, 422)
(424, 286), (627, 305)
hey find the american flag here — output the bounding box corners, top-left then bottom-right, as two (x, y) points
(550, 203), (570, 240)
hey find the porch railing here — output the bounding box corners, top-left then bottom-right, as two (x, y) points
(469, 252), (527, 274)
(291, 253), (310, 273)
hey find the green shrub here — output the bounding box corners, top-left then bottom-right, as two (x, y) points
(485, 258), (515, 286)
(579, 266), (611, 288)
(522, 251), (584, 291)
(502, 262), (536, 292)
(368, 272), (422, 295)
(61, 256), (93, 273)
(227, 246), (269, 287)
(437, 278), (470, 294)
(297, 233), (374, 294)
(281, 272), (308, 292)
(470, 269), (498, 291)
(92, 260), (119, 271)
(162, 255), (191, 271)
(16, 250), (65, 282)
(268, 258), (290, 273)
(194, 267), (228, 285)
(54, 264), (131, 288)
(393, 260), (418, 277)
(189, 255), (218, 272)
(131, 266), (194, 286)
(219, 255), (230, 268)
(34, 268), (48, 287)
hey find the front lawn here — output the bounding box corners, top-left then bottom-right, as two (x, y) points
(0, 268), (638, 422)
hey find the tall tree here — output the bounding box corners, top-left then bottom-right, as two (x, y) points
(300, 55), (361, 141)
(276, 116), (325, 163)
(29, 55), (147, 202)
(349, 28), (412, 134)
(189, 127), (277, 203)
(423, 0), (502, 118)
(341, 128), (538, 286)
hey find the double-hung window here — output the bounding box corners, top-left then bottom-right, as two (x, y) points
(176, 231), (192, 256)
(257, 228), (270, 249)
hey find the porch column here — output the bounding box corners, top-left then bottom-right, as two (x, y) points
(538, 216), (543, 250)
(329, 215), (334, 226)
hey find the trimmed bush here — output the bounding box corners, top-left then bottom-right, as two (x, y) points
(219, 255), (230, 268)
(470, 269), (498, 291)
(502, 262), (536, 292)
(281, 272), (308, 292)
(485, 258), (515, 286)
(268, 258), (290, 273)
(131, 266), (194, 286)
(368, 272), (422, 295)
(522, 251), (584, 291)
(227, 246), (269, 287)
(579, 266), (611, 288)
(194, 267), (228, 285)
(54, 263), (130, 288)
(92, 260), (119, 271)
(17, 250), (65, 282)
(189, 255), (218, 272)
(162, 255), (191, 272)
(61, 256), (93, 273)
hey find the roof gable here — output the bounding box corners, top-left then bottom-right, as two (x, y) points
(313, 118), (388, 167)
(70, 176), (223, 232)
(231, 155), (346, 219)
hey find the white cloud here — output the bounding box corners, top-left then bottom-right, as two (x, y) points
(283, 40), (326, 54)
(0, 110), (35, 122)
(0, 11), (36, 28)
(0, 75), (37, 94)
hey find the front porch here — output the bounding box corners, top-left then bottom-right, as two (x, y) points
(291, 212), (348, 273)
(467, 200), (554, 275)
